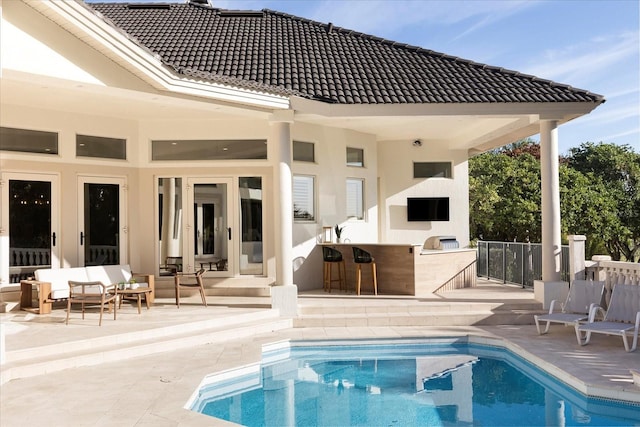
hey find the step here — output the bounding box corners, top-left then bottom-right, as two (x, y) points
(1, 311), (292, 385)
(292, 310), (541, 327)
(294, 300), (545, 328)
(154, 277), (274, 298)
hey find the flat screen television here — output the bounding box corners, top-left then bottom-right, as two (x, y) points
(407, 197), (449, 221)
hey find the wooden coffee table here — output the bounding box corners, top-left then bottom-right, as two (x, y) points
(115, 287), (152, 314)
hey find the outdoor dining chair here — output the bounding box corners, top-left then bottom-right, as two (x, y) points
(174, 268), (207, 308)
(66, 280), (117, 326)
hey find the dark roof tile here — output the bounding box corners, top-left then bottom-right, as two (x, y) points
(89, 2), (604, 105)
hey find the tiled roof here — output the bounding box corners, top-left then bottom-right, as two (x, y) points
(88, 2), (604, 105)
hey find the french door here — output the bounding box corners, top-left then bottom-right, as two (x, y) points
(0, 172), (60, 284)
(184, 177), (233, 275)
(77, 176), (127, 266)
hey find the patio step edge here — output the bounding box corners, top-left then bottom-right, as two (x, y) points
(1, 316), (293, 385)
(5, 309), (282, 364)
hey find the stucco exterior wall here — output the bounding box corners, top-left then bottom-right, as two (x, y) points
(377, 140), (470, 248)
(290, 122), (379, 290)
(1, 0), (472, 293)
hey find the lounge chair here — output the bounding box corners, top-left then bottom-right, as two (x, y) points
(534, 280), (605, 335)
(575, 284), (640, 352)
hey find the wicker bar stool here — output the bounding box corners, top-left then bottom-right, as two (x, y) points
(322, 246), (346, 293)
(352, 246), (378, 296)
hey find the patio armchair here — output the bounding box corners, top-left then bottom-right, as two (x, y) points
(66, 280), (117, 326)
(160, 256), (183, 276)
(175, 268), (207, 308)
(575, 283), (640, 352)
(534, 280), (605, 335)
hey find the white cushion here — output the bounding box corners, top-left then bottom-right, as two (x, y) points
(35, 267), (89, 299)
(86, 265), (133, 286)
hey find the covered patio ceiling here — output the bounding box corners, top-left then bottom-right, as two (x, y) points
(2, 72), (552, 155)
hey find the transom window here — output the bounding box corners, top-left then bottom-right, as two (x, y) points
(293, 141), (315, 162)
(413, 162), (452, 178)
(77, 134), (126, 160)
(0, 126), (58, 155)
(152, 139), (267, 160)
(347, 147), (364, 167)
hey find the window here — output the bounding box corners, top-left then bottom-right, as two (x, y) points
(413, 162), (452, 178)
(152, 139), (267, 160)
(346, 178), (364, 220)
(293, 141), (315, 162)
(293, 175), (315, 221)
(346, 147), (364, 167)
(0, 126), (58, 155)
(77, 134), (126, 160)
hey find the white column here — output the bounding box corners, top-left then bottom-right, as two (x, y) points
(568, 235), (586, 281)
(534, 120), (567, 308)
(272, 120), (293, 286)
(540, 120), (561, 282)
(269, 111), (297, 316)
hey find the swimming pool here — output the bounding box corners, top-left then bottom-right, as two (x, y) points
(188, 338), (640, 426)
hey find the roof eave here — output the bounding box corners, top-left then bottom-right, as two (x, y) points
(25, 0), (290, 111)
(291, 96), (603, 122)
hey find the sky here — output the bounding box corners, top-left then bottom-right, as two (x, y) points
(94, 0), (640, 155)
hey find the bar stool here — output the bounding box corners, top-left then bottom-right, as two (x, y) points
(322, 246), (346, 293)
(352, 246), (378, 296)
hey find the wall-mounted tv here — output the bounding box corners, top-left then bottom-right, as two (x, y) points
(407, 197), (450, 221)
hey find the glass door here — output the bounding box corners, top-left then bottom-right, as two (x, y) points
(77, 176), (127, 266)
(185, 178), (232, 275)
(0, 173), (60, 284)
(239, 177), (263, 275)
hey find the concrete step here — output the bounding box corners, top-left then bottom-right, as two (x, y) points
(294, 300), (544, 327)
(2, 310), (291, 384)
(154, 277), (274, 298)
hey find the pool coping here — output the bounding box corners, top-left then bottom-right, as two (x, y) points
(186, 333), (640, 417)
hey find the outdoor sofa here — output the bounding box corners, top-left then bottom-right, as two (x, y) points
(20, 264), (154, 315)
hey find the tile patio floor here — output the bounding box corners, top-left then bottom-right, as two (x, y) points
(1, 283), (638, 426)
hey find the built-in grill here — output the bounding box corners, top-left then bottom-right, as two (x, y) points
(422, 236), (459, 251)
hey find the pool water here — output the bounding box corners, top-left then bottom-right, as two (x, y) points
(189, 340), (640, 426)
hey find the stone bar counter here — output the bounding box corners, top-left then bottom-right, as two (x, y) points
(320, 243), (476, 296)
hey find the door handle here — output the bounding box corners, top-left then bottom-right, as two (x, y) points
(80, 231), (84, 245)
(228, 227), (232, 240)
(52, 232), (56, 247)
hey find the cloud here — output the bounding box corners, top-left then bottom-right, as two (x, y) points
(522, 31), (639, 87)
(449, 1), (536, 41)
(293, 0), (536, 41)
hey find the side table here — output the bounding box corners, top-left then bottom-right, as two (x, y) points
(114, 287), (152, 314)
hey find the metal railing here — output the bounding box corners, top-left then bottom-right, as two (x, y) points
(435, 260), (477, 293)
(477, 241), (570, 288)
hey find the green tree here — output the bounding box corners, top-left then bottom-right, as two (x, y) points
(469, 141), (541, 242)
(469, 140), (640, 261)
(565, 143), (640, 261)
(559, 165), (617, 258)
